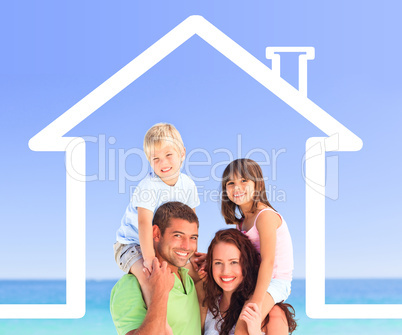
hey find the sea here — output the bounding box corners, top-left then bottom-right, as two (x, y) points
(1, 279), (402, 334)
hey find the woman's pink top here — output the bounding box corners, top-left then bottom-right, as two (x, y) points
(237, 208), (294, 281)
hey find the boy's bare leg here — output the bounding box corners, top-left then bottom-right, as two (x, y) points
(266, 305), (288, 335)
(234, 292), (275, 335)
(130, 258), (152, 307)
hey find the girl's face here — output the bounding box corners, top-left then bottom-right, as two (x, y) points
(212, 242), (244, 294)
(225, 175), (256, 207)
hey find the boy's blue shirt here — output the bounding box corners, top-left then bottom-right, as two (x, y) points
(116, 171), (200, 244)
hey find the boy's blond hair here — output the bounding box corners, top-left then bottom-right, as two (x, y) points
(143, 123), (185, 161)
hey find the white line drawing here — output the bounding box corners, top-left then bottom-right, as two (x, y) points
(2, 15), (396, 319)
(266, 47), (315, 96)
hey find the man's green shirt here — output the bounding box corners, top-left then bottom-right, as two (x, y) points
(110, 268), (201, 335)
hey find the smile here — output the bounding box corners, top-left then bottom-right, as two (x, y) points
(220, 277), (236, 282)
(233, 193), (245, 198)
(175, 251), (189, 257)
(161, 167), (172, 173)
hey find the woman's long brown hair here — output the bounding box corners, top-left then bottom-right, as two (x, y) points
(203, 229), (297, 335)
(221, 158), (275, 226)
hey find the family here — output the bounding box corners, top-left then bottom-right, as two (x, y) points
(110, 123), (297, 335)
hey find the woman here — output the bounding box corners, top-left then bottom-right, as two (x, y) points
(198, 229), (297, 335)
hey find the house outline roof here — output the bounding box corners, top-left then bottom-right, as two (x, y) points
(28, 15), (362, 152)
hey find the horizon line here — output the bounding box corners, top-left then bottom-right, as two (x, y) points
(2, 277), (402, 281)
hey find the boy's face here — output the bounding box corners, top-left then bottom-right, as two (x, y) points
(149, 141), (184, 185)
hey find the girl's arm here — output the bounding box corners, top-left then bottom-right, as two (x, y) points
(234, 211), (280, 335)
(137, 207), (156, 272)
(251, 210), (281, 308)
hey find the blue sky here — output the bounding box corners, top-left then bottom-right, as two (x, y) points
(1, 0), (402, 281)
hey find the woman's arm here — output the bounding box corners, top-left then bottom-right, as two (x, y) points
(187, 251), (207, 283)
(195, 280), (207, 334)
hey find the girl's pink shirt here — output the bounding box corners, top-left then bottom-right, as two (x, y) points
(237, 208), (294, 281)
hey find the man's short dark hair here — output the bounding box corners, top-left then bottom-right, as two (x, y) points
(152, 202), (199, 235)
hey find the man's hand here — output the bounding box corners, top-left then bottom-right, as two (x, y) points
(143, 258), (175, 303)
(142, 257), (155, 274)
(122, 258), (175, 335)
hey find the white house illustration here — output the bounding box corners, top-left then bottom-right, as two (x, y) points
(2, 15), (399, 319)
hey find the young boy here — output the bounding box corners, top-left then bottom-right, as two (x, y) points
(114, 123), (200, 305)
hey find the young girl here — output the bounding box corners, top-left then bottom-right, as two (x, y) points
(221, 159), (294, 335)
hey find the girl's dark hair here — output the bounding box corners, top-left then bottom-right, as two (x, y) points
(203, 229), (297, 335)
(221, 158), (275, 225)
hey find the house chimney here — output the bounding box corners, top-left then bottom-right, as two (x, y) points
(266, 47), (315, 96)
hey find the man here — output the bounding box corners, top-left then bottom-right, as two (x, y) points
(110, 201), (201, 335)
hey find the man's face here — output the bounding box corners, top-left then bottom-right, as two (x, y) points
(154, 218), (198, 269)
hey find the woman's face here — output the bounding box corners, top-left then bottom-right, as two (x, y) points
(212, 242), (244, 294)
